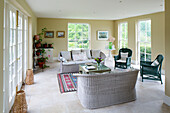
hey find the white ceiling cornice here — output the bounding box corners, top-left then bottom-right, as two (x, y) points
(26, 0), (165, 20)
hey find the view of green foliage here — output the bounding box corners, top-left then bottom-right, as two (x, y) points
(119, 23), (128, 49)
(68, 24), (89, 50)
(139, 20), (151, 61)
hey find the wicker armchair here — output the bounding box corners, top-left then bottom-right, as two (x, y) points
(114, 48), (132, 69)
(140, 54), (164, 84)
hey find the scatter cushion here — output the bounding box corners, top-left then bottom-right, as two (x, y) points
(151, 60), (159, 66)
(72, 50), (81, 55)
(61, 51), (72, 61)
(82, 49), (91, 59)
(91, 50), (101, 59)
(73, 52), (88, 61)
(120, 52), (128, 60)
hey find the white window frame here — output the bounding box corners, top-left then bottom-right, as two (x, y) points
(136, 19), (151, 64)
(118, 22), (128, 49)
(67, 23), (91, 51)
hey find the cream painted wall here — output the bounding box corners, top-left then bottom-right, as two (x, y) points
(37, 18), (114, 58)
(165, 0), (170, 97)
(114, 12), (165, 69)
(0, 0), (4, 112)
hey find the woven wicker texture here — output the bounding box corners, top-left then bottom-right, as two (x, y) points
(76, 69), (139, 109)
(12, 90), (27, 113)
(26, 69), (34, 85)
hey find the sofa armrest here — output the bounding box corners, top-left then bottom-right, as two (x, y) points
(100, 52), (106, 59)
(59, 57), (67, 63)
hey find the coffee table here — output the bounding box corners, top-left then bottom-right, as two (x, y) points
(79, 64), (111, 74)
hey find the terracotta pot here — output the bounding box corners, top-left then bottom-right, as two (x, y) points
(43, 44), (47, 48)
(36, 43), (41, 48)
(34, 35), (40, 40)
(36, 51), (40, 56)
(48, 44), (53, 48)
(38, 62), (45, 68)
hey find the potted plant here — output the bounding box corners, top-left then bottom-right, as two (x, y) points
(43, 42), (48, 48)
(36, 50), (41, 56)
(95, 57), (104, 67)
(37, 57), (48, 68)
(48, 43), (53, 48)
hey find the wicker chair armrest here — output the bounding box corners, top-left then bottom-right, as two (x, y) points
(114, 55), (120, 61)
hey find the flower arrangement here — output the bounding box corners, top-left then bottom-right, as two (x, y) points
(95, 57), (104, 66)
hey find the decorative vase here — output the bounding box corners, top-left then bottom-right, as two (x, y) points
(26, 69), (34, 85)
(97, 62), (101, 67)
(109, 42), (112, 49)
(12, 90), (27, 113)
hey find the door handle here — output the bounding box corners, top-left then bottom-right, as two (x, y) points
(16, 58), (20, 60)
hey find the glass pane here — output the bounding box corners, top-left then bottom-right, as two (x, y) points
(140, 53), (145, 61)
(76, 24), (82, 32)
(68, 24), (75, 32)
(82, 24), (88, 32)
(83, 32), (88, 39)
(76, 32), (82, 40)
(146, 54), (151, 61)
(146, 43), (151, 54)
(140, 43), (145, 53)
(68, 32), (76, 40)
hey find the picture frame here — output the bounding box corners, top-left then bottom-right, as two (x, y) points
(98, 31), (109, 40)
(44, 31), (54, 38)
(56, 31), (65, 38)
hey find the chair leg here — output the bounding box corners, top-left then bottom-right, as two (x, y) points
(160, 75), (163, 84)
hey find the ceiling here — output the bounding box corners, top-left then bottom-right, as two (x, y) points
(25, 0), (164, 20)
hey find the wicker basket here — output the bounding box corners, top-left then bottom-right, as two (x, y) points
(12, 90), (27, 113)
(26, 69), (34, 85)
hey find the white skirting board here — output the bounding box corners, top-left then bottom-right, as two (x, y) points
(164, 95), (170, 106)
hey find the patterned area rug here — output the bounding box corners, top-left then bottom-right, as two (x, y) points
(57, 73), (77, 93)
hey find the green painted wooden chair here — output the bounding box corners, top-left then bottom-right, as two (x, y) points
(114, 48), (132, 69)
(140, 54), (164, 84)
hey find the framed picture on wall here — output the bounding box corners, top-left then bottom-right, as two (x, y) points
(56, 31), (65, 38)
(44, 31), (54, 38)
(98, 31), (109, 40)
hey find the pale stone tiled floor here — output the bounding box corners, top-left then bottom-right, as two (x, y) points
(25, 62), (170, 113)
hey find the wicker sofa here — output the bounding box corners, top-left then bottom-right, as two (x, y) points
(59, 49), (106, 73)
(74, 69), (139, 109)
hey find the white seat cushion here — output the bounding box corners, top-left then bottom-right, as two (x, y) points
(82, 49), (91, 59)
(91, 50), (101, 59)
(61, 51), (72, 61)
(116, 60), (126, 63)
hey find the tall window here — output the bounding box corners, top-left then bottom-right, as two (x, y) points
(118, 22), (128, 49)
(68, 23), (90, 51)
(137, 19), (151, 63)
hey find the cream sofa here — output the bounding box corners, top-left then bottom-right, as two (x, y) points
(74, 69), (139, 109)
(59, 49), (106, 73)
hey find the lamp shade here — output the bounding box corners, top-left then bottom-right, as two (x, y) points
(108, 37), (115, 43)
